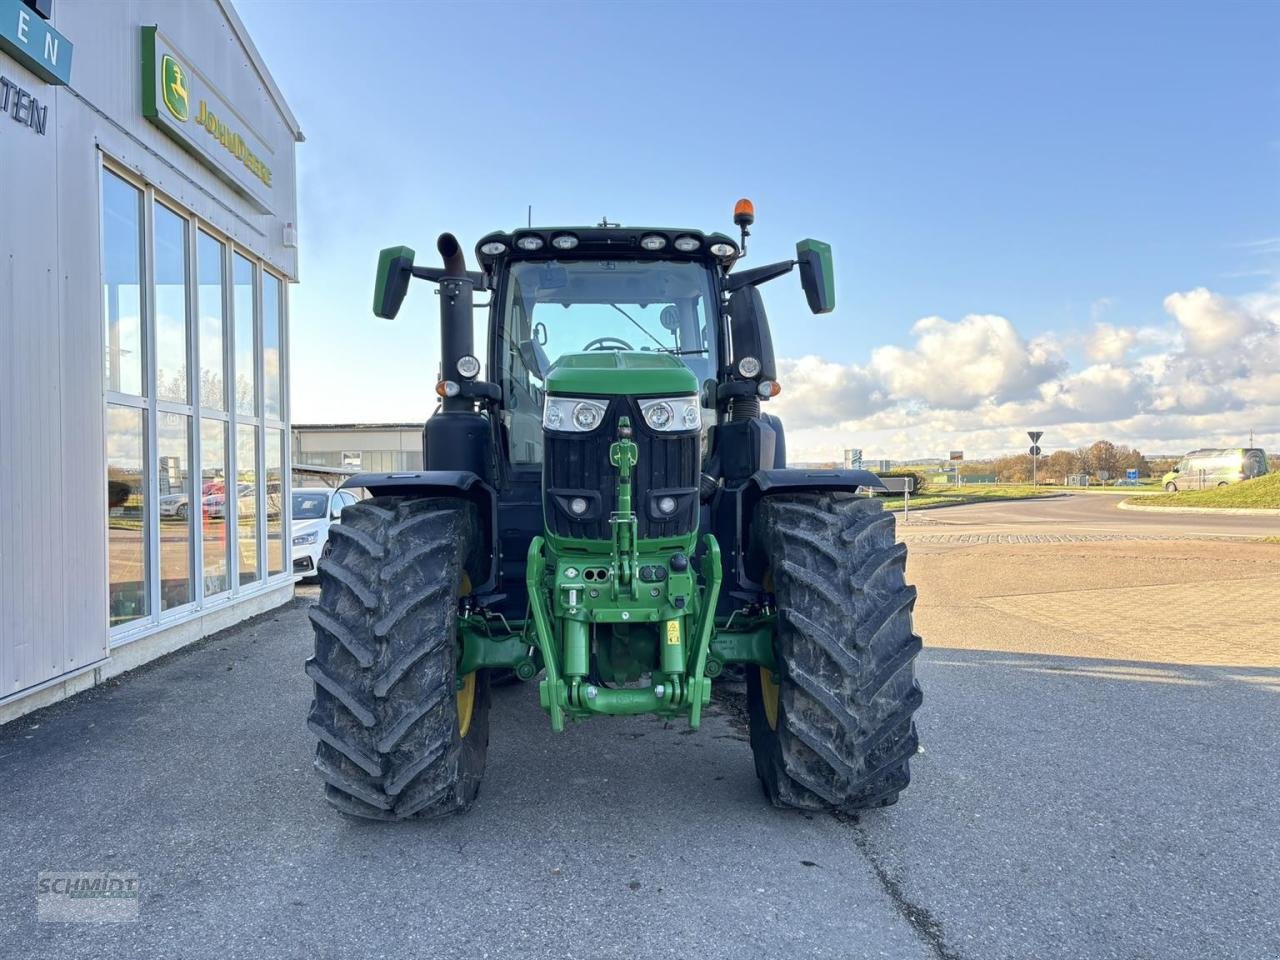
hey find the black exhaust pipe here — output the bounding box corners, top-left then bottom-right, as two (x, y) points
(438, 232), (467, 277)
(436, 232), (474, 412)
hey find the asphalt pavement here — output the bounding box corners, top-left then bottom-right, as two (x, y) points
(1, 496), (1277, 959)
(901, 490), (1280, 538)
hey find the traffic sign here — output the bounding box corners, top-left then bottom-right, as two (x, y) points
(1126, 468), (1138, 481)
(1029, 445), (1041, 457)
(1028, 430), (1043, 443)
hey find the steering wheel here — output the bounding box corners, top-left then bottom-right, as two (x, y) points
(583, 336), (635, 352)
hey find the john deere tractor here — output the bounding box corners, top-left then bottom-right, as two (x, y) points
(306, 203), (923, 820)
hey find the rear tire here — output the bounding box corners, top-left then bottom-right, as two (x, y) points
(1165, 482), (1177, 492)
(306, 496), (490, 820)
(746, 492), (923, 812)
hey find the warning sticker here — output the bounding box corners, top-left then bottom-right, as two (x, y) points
(666, 620), (681, 645)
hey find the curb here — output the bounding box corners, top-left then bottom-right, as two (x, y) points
(1117, 499), (1280, 517)
(888, 493), (1067, 513)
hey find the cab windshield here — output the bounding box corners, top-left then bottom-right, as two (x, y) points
(497, 259), (719, 464)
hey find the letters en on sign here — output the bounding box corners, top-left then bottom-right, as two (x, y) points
(0, 0), (73, 85)
(140, 26), (274, 214)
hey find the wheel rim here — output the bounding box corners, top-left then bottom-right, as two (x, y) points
(759, 667), (780, 730)
(456, 672), (476, 737)
(760, 566), (780, 730)
(456, 570), (474, 737)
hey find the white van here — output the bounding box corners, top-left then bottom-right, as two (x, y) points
(1162, 448), (1268, 492)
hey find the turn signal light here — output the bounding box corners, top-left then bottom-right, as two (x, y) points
(757, 380), (781, 398)
(436, 380), (460, 398)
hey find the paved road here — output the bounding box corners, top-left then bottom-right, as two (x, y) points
(901, 491), (1280, 538)
(1, 499), (1277, 959)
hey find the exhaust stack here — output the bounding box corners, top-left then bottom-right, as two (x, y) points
(436, 232), (474, 412)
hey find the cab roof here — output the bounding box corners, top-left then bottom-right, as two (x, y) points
(475, 227), (740, 274)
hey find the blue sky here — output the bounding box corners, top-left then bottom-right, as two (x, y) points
(238, 0), (1280, 459)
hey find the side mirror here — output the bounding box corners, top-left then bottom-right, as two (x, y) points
(796, 238), (835, 315)
(726, 286), (776, 380)
(373, 245), (415, 319)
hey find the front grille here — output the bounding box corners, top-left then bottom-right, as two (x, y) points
(544, 397), (699, 540)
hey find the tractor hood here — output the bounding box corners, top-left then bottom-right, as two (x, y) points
(545, 351), (699, 397)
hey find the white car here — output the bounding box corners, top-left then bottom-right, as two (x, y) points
(291, 486), (359, 578)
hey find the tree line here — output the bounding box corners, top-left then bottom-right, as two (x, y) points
(986, 440), (1150, 483)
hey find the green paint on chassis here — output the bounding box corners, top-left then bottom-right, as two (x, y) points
(306, 214), (922, 820)
(457, 411), (764, 732)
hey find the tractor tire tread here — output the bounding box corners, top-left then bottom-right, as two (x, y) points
(747, 491), (923, 813)
(306, 496), (490, 820)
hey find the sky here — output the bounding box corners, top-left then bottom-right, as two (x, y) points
(237, 0), (1280, 461)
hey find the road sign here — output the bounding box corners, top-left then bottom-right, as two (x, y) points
(1029, 445), (1041, 457)
(1126, 468), (1138, 481)
(949, 450), (964, 461)
(1028, 431), (1043, 443)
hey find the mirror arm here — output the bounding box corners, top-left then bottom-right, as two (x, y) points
(722, 259), (796, 293)
(411, 265), (488, 287)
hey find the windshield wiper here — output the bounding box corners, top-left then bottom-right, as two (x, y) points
(609, 304), (669, 351)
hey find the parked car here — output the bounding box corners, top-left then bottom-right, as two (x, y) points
(159, 492), (190, 519)
(1161, 448), (1269, 492)
(291, 486), (360, 577)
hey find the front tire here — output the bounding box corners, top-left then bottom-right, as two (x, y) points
(306, 496), (490, 820)
(1165, 482), (1177, 492)
(747, 492), (923, 812)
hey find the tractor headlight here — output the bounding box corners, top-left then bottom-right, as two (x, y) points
(543, 396), (608, 433)
(639, 396), (700, 432)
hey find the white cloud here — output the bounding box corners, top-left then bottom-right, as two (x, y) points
(867, 314), (1065, 409)
(1162, 287), (1268, 355)
(773, 284), (1280, 462)
(1084, 322), (1136, 363)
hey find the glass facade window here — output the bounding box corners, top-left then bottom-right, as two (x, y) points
(102, 172), (144, 397)
(233, 254), (256, 416)
(263, 273), (283, 420)
(237, 424), (260, 585)
(107, 405), (148, 627)
(266, 429), (285, 575)
(201, 418), (230, 596)
(197, 231), (226, 410)
(153, 204), (190, 403)
(100, 163), (291, 638)
(157, 412), (194, 610)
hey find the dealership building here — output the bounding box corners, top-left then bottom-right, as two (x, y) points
(0, 0), (302, 722)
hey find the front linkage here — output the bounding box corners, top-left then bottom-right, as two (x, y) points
(456, 417), (779, 732)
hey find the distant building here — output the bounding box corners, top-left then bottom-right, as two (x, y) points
(292, 423), (424, 474)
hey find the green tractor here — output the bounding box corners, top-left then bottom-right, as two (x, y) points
(306, 203), (923, 819)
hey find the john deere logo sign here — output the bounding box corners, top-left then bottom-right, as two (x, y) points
(141, 27), (274, 214)
(161, 55), (189, 121)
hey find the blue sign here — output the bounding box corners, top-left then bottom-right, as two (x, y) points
(0, 0), (73, 85)
(1126, 468), (1138, 481)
